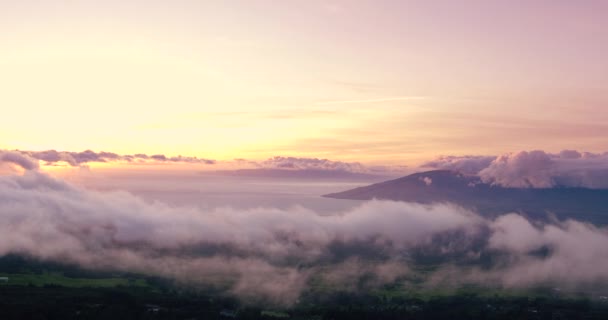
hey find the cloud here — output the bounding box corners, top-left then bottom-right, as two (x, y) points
(449, 213), (608, 288)
(421, 155), (496, 175)
(479, 150), (555, 188)
(0, 169), (479, 304)
(2, 149), (404, 178)
(313, 96), (427, 106)
(0, 150), (39, 171)
(423, 150), (608, 188)
(219, 156), (406, 178)
(2, 169), (608, 304)
(419, 176), (433, 186)
(260, 156), (368, 173)
(2, 149), (216, 167)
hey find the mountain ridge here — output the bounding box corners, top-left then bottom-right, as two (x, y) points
(324, 170), (608, 225)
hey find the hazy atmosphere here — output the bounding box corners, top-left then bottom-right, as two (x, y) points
(1, 1), (608, 319)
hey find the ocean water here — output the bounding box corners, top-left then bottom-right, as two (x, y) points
(77, 172), (370, 213)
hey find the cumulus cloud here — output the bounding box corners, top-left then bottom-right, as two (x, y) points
(0, 150), (39, 171)
(1, 149), (216, 167)
(435, 214), (608, 289)
(1, 169), (608, 303)
(423, 150), (608, 188)
(479, 150), (555, 188)
(422, 155), (495, 175)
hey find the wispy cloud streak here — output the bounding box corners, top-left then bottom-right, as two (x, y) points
(314, 96), (427, 105)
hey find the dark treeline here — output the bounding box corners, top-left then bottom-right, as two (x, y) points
(2, 285), (608, 320)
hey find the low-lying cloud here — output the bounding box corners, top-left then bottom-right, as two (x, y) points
(227, 156), (405, 178)
(1, 155), (608, 304)
(259, 156), (368, 173)
(9, 149), (217, 167)
(423, 150), (608, 188)
(2, 149), (404, 178)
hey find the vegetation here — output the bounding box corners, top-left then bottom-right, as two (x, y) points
(2, 284), (608, 320)
(2, 255), (608, 319)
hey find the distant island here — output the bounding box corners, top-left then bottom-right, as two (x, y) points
(324, 170), (608, 225)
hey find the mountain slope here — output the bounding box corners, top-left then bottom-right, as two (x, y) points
(324, 170), (608, 224)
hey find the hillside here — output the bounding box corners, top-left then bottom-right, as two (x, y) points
(324, 170), (608, 224)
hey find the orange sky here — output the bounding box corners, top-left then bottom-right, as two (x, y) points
(1, 1), (607, 165)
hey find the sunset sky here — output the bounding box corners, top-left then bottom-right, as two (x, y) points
(1, 0), (607, 165)
(4, 2), (608, 310)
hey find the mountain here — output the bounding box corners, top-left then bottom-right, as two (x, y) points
(324, 170), (608, 224)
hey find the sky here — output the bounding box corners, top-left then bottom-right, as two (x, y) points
(1, 0), (607, 165)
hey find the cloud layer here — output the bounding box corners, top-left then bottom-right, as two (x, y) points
(19, 149), (217, 166)
(1, 156), (608, 304)
(230, 156), (405, 177)
(423, 150), (608, 188)
(259, 156), (368, 173)
(0, 168), (477, 304)
(1, 149), (403, 178)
